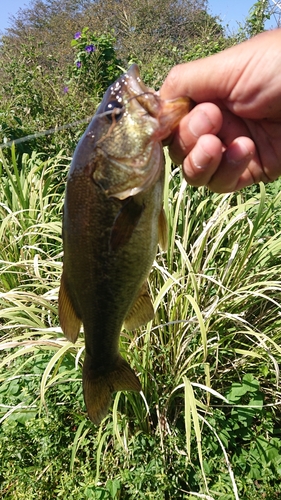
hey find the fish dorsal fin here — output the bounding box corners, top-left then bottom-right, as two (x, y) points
(110, 197), (143, 252)
(123, 281), (154, 331)
(158, 207), (168, 251)
(58, 273), (82, 343)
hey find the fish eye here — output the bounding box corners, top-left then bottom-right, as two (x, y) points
(104, 100), (124, 122)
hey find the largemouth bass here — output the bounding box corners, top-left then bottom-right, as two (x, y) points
(58, 64), (191, 424)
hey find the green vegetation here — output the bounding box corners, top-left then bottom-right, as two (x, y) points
(1, 0), (281, 498)
(1, 151), (281, 499)
(0, 0), (239, 158)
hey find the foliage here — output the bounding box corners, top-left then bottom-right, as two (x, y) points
(68, 28), (122, 98)
(0, 1), (234, 162)
(245, 0), (271, 36)
(1, 149), (281, 498)
(4, 0), (214, 67)
(0, 29), (121, 158)
(0, 0), (238, 159)
(0, 0), (230, 121)
(236, 0), (271, 40)
(0, 147), (66, 289)
(0, 32), (90, 157)
(0, 1), (280, 498)
(134, 12), (232, 88)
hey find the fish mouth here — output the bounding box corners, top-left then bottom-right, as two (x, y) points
(92, 65), (193, 200)
(126, 64), (153, 95)
(126, 65), (161, 118)
(126, 64), (193, 140)
(152, 96), (193, 141)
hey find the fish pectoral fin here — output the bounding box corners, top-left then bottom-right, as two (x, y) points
(158, 207), (168, 251)
(58, 272), (82, 343)
(110, 197), (143, 252)
(83, 353), (141, 425)
(123, 281), (154, 331)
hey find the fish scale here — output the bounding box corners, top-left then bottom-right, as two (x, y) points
(58, 64), (192, 424)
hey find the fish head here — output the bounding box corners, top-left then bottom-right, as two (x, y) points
(71, 64), (192, 199)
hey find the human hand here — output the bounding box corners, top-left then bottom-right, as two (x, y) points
(160, 29), (281, 192)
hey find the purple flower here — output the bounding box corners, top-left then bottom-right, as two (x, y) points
(63, 86), (69, 94)
(76, 61), (81, 68)
(85, 44), (96, 53)
(74, 32), (81, 39)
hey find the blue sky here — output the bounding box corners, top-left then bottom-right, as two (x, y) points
(0, 0), (26, 33)
(209, 0), (256, 29)
(0, 0), (278, 34)
(208, 0), (277, 32)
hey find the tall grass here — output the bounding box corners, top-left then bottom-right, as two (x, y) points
(1, 148), (281, 499)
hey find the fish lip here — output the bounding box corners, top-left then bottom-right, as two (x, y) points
(125, 65), (192, 130)
(151, 97), (193, 141)
(126, 64), (153, 95)
(125, 64), (162, 119)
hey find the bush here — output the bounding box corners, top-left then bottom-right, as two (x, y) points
(1, 150), (281, 498)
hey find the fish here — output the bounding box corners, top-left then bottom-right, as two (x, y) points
(58, 64), (192, 424)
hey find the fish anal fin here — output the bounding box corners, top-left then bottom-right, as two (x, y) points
(58, 272), (81, 343)
(123, 281), (154, 331)
(158, 207), (168, 251)
(83, 353), (141, 425)
(110, 197), (143, 252)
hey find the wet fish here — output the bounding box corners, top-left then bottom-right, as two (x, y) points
(58, 64), (192, 424)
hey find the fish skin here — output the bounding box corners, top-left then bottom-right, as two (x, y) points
(58, 64), (192, 424)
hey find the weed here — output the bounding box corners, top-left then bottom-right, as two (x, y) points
(1, 150), (281, 498)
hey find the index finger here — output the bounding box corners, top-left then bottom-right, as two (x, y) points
(160, 53), (239, 103)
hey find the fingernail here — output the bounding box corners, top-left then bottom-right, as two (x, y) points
(189, 110), (214, 137)
(192, 143), (212, 169)
(226, 142), (253, 164)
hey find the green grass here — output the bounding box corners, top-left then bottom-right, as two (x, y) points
(1, 148), (281, 499)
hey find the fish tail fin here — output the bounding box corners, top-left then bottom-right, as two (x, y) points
(83, 353), (141, 425)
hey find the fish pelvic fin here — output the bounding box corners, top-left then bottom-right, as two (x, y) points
(58, 272), (82, 343)
(158, 207), (168, 251)
(83, 353), (141, 425)
(123, 281), (154, 330)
